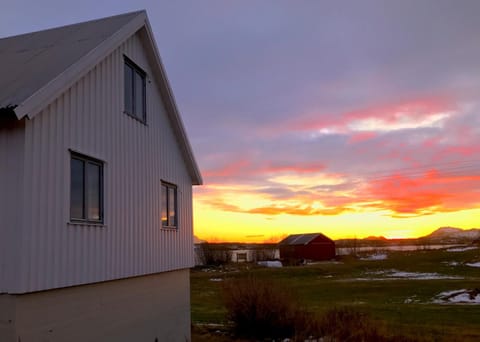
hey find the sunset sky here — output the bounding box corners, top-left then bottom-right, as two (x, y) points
(2, 1), (480, 242)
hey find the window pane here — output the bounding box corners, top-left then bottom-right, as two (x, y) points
(168, 187), (176, 226)
(161, 185), (168, 226)
(134, 71), (145, 120)
(87, 163), (101, 220)
(124, 64), (133, 114)
(70, 158), (85, 219)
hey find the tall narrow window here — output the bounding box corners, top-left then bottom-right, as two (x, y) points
(162, 182), (177, 228)
(70, 152), (103, 223)
(124, 56), (146, 122)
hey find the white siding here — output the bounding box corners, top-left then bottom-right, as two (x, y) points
(13, 31), (195, 293)
(0, 120), (25, 292)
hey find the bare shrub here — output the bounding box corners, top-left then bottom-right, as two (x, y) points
(319, 306), (386, 341)
(251, 247), (277, 262)
(222, 276), (317, 339)
(197, 243), (232, 266)
(222, 279), (415, 341)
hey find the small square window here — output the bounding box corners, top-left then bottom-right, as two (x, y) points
(70, 152), (104, 223)
(124, 57), (146, 122)
(162, 182), (177, 228)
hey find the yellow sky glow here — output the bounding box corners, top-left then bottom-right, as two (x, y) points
(193, 195), (480, 242)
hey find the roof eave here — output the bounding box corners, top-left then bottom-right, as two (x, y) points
(12, 10), (203, 185)
(13, 11), (147, 120)
(141, 16), (203, 185)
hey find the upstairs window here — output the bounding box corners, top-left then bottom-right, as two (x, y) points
(161, 182), (177, 228)
(124, 57), (146, 122)
(70, 152), (104, 223)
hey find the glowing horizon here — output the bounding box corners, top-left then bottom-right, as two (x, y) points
(192, 96), (480, 243)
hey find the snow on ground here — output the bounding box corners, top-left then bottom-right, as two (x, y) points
(209, 278), (223, 282)
(466, 262), (480, 268)
(342, 269), (463, 281)
(404, 295), (421, 304)
(442, 261), (460, 266)
(384, 270), (462, 280)
(360, 253), (388, 261)
(257, 260), (283, 268)
(446, 246), (478, 252)
(433, 289), (480, 304)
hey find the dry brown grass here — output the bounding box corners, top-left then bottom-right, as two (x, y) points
(221, 275), (418, 341)
(222, 275), (318, 339)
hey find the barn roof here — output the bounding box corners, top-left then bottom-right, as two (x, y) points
(0, 11), (202, 185)
(279, 233), (334, 245)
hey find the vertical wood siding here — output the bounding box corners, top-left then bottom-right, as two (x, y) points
(15, 30), (195, 293)
(0, 120), (25, 292)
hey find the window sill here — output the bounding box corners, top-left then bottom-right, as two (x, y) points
(68, 221), (106, 228)
(161, 226), (178, 231)
(123, 111), (147, 125)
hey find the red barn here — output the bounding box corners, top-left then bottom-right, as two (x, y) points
(279, 233), (335, 261)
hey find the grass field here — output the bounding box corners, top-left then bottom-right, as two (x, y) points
(191, 247), (480, 341)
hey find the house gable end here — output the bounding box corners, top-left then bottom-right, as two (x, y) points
(1, 10), (202, 186)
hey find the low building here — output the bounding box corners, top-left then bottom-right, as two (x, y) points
(279, 233), (336, 261)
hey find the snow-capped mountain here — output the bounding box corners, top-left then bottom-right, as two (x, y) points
(423, 227), (480, 243)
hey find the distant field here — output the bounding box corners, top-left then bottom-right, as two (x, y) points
(191, 247), (480, 341)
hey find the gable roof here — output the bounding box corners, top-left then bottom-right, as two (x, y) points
(279, 233), (334, 246)
(0, 10), (202, 185)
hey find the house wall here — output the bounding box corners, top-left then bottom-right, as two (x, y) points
(0, 119), (25, 292)
(12, 29), (195, 293)
(0, 269), (191, 342)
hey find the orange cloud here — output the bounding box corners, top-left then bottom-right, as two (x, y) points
(366, 169), (480, 216)
(197, 165), (480, 220)
(201, 197), (351, 217)
(260, 161), (325, 174)
(248, 204), (350, 216)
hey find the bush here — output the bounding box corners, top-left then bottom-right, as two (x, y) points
(222, 275), (317, 339)
(197, 243), (232, 266)
(319, 306), (420, 342)
(318, 306), (384, 341)
(222, 276), (416, 341)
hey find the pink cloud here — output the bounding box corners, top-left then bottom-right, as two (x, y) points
(202, 159), (326, 183)
(348, 131), (377, 143)
(287, 95), (456, 134)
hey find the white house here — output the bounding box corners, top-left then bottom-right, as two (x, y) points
(0, 10), (202, 341)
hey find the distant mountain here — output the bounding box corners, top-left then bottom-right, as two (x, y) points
(364, 236), (388, 241)
(422, 227), (480, 243)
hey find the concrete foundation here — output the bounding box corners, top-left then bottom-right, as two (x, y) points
(0, 269), (191, 342)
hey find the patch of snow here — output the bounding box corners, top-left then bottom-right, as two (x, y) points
(447, 246), (478, 252)
(209, 278), (223, 282)
(257, 260), (282, 268)
(361, 253), (388, 261)
(351, 269), (463, 281)
(442, 261), (460, 266)
(466, 262), (480, 268)
(433, 289), (480, 304)
(404, 295), (420, 304)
